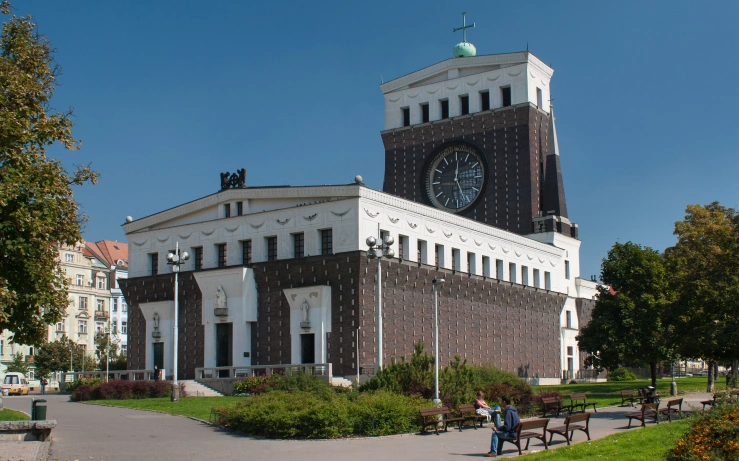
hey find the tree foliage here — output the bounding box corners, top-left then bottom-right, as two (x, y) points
(0, 1), (98, 345)
(665, 202), (739, 390)
(94, 331), (126, 370)
(6, 351), (28, 375)
(33, 335), (86, 378)
(577, 241), (672, 386)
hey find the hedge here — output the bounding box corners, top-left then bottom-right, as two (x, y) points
(71, 379), (179, 401)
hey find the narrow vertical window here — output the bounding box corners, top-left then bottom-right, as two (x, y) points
(501, 86), (512, 107)
(460, 95), (469, 115)
(522, 266), (529, 286)
(452, 248), (460, 271)
(267, 237), (277, 261)
(566, 310), (572, 328)
(496, 259), (504, 280)
(401, 107), (410, 127)
(482, 256), (491, 277)
(236, 201), (243, 216)
(216, 243), (227, 268)
(565, 260), (571, 280)
(467, 252), (475, 274)
(545, 271), (552, 290)
(435, 244), (442, 267)
(150, 253), (158, 276)
(398, 235), (409, 260)
(224, 203), (231, 218)
(417, 239), (426, 263)
(293, 233), (304, 258)
(536, 87), (543, 108)
(321, 229), (333, 255)
(193, 247), (203, 270)
(440, 99), (449, 119)
(421, 103), (429, 123)
(509, 263), (517, 283)
(533, 269), (541, 288)
(241, 241), (252, 264)
(480, 90), (490, 111)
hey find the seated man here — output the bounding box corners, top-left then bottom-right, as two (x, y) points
(475, 391), (502, 426)
(644, 386), (659, 404)
(486, 395), (520, 457)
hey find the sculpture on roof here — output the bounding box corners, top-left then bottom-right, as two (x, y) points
(220, 168), (246, 190)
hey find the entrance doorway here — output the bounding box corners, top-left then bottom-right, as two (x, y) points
(300, 333), (315, 364)
(152, 343), (164, 370)
(215, 323), (233, 377)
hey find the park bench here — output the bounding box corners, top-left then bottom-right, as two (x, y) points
(457, 404), (491, 429)
(701, 390), (739, 410)
(619, 389), (642, 407)
(498, 418), (550, 456)
(546, 412), (591, 446)
(418, 407), (464, 434)
(540, 397), (572, 417)
(658, 398), (684, 422)
(625, 402), (660, 428)
(569, 393), (598, 413)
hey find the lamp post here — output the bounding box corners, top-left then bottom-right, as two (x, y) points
(432, 278), (445, 404)
(365, 227), (394, 371)
(166, 242), (189, 402)
(356, 326), (360, 385)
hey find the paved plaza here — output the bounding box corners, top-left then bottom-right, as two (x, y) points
(0, 392), (710, 461)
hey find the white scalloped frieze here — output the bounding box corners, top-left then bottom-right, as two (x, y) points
(487, 74), (500, 82)
(502, 247), (510, 254)
(474, 240), (482, 246)
(538, 257), (546, 263)
(466, 79), (479, 86)
(488, 243), (497, 251)
(408, 221), (418, 229)
(388, 216), (399, 223)
(225, 226), (240, 233)
(156, 234), (170, 243)
(426, 226), (436, 234)
(426, 86), (440, 94)
(508, 69), (523, 77)
(133, 239), (148, 247)
(201, 229), (215, 236)
(514, 250), (522, 257)
(527, 254), (534, 260)
(364, 208), (379, 218)
(177, 233), (192, 240)
(459, 235), (468, 242)
(331, 209), (350, 217)
(407, 92), (420, 99)
(248, 222), (264, 229)
(388, 95), (402, 103)
(446, 83), (459, 90)
(443, 230), (453, 238)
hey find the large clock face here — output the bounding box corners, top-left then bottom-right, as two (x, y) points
(425, 144), (486, 213)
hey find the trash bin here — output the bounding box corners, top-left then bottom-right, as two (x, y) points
(31, 399), (47, 420)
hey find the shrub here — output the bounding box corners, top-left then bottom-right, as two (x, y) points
(66, 376), (102, 393)
(233, 375), (280, 394)
(667, 401), (739, 460)
(608, 367), (637, 381)
(71, 379), (171, 401)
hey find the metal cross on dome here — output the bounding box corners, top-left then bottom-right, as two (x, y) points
(453, 12), (475, 43)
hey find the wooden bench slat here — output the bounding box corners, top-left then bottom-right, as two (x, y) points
(498, 419), (550, 455)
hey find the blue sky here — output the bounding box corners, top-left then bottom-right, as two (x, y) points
(18, 0), (739, 278)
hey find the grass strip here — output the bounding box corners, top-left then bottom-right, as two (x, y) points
(0, 408), (30, 421)
(85, 396), (245, 421)
(523, 419), (690, 461)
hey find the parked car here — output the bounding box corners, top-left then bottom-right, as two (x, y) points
(1, 372), (30, 396)
(697, 370), (710, 376)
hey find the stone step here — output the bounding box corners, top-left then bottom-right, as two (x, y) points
(180, 380), (223, 397)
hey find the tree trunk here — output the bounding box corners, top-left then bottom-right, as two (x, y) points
(732, 360), (738, 389)
(650, 361), (657, 387)
(707, 360), (716, 393)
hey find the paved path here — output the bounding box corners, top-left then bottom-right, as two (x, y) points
(0, 392), (711, 461)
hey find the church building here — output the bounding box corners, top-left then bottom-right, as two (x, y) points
(120, 24), (598, 386)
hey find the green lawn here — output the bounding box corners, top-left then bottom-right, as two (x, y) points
(536, 377), (715, 408)
(523, 419), (690, 460)
(0, 408), (30, 421)
(85, 396), (245, 421)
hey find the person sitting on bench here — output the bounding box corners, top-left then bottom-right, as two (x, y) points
(475, 391), (502, 426)
(644, 386), (659, 404)
(486, 395), (520, 457)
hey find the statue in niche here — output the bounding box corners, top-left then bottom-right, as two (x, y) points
(301, 299), (310, 323)
(215, 285), (228, 310)
(153, 312), (160, 331)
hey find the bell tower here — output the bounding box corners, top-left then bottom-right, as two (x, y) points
(380, 16), (576, 238)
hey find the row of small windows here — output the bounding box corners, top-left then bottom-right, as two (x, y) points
(72, 274), (107, 289)
(223, 201), (244, 218)
(400, 86), (544, 127)
(149, 229), (333, 274)
(54, 319), (127, 334)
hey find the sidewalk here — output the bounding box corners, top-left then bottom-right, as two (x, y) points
(0, 392), (712, 461)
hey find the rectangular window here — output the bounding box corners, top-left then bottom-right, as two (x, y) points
(113, 298), (118, 312)
(122, 301), (127, 312)
(480, 90), (490, 111)
(398, 235), (408, 260)
(76, 274), (84, 286)
(293, 233), (304, 258)
(224, 203), (231, 218)
(78, 320), (87, 334)
(401, 107), (410, 127)
(122, 321), (128, 334)
(460, 95), (469, 115)
(452, 248), (460, 271)
(501, 86), (512, 107)
(496, 259), (504, 280)
(56, 320), (65, 332)
(566, 310), (572, 329)
(216, 243), (227, 268)
(565, 260), (571, 280)
(483, 256), (491, 277)
(96, 322), (105, 333)
(467, 252), (476, 274)
(440, 99), (449, 119)
(509, 263), (517, 283)
(545, 271), (552, 290)
(522, 266), (529, 286)
(536, 87), (543, 108)
(97, 277), (105, 289)
(421, 103), (429, 123)
(65, 253), (74, 262)
(236, 201), (243, 216)
(97, 299), (105, 311)
(533, 269), (541, 289)
(150, 253), (158, 276)
(79, 296), (88, 310)
(321, 229), (333, 255)
(435, 244), (443, 267)
(193, 247), (203, 270)
(241, 240), (252, 264)
(417, 239), (427, 264)
(567, 346), (573, 356)
(267, 237), (277, 261)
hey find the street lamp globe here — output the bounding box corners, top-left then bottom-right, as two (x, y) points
(366, 236), (376, 247)
(384, 248), (395, 259)
(181, 251), (190, 261)
(167, 253), (175, 262)
(383, 235), (394, 246)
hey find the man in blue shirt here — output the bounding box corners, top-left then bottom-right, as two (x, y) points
(486, 395), (520, 457)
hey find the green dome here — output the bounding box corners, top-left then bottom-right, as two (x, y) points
(453, 42), (477, 57)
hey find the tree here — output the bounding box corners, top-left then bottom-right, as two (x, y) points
(6, 351), (28, 375)
(665, 202), (739, 391)
(577, 241), (673, 386)
(94, 331), (125, 370)
(0, 1), (98, 346)
(33, 336), (86, 378)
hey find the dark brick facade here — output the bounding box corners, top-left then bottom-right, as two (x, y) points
(382, 103), (552, 235)
(122, 251), (567, 380)
(575, 297), (596, 370)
